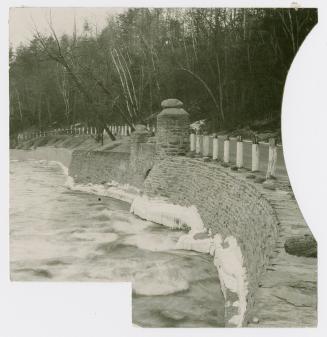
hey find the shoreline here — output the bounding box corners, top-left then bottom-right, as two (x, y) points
(10, 144), (317, 328)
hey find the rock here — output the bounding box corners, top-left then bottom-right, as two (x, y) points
(263, 180), (276, 190)
(252, 317), (260, 324)
(254, 177), (265, 184)
(284, 235), (317, 258)
(161, 98), (183, 109)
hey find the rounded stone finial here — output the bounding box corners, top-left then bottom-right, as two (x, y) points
(161, 98), (183, 109)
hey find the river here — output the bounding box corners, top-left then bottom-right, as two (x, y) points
(10, 158), (224, 327)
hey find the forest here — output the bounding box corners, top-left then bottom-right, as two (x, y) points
(9, 8), (317, 139)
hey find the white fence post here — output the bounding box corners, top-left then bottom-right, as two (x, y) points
(236, 136), (244, 168)
(203, 135), (210, 157)
(223, 136), (230, 163)
(266, 138), (277, 179)
(190, 133), (196, 152)
(213, 136), (219, 160)
(195, 134), (201, 154)
(252, 138), (260, 172)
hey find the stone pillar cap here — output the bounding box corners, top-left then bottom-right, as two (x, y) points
(161, 98), (183, 109)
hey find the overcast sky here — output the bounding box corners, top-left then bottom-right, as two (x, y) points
(9, 7), (126, 49)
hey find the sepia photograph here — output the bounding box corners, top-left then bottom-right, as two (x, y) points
(8, 5), (318, 329)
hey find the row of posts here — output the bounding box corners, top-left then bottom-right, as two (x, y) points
(17, 124), (141, 140)
(190, 133), (277, 178)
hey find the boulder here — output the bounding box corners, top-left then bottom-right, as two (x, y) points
(284, 234), (317, 258)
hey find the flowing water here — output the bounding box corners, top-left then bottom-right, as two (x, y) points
(10, 158), (225, 327)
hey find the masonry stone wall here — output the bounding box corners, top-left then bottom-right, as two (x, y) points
(69, 142), (156, 189)
(144, 156), (279, 324)
(69, 150), (131, 185)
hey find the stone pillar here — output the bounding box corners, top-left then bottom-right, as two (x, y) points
(156, 99), (190, 157)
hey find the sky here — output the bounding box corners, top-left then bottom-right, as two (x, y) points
(9, 7), (125, 49)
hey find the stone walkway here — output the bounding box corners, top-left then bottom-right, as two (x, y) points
(216, 163), (317, 327)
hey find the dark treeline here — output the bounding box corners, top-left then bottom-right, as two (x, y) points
(9, 8), (317, 138)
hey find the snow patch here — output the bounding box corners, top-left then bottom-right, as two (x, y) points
(212, 234), (248, 327)
(176, 233), (213, 253)
(130, 195), (205, 233)
(66, 181), (139, 203)
(50, 160), (140, 203)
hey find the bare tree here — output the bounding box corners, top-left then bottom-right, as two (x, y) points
(32, 15), (116, 141)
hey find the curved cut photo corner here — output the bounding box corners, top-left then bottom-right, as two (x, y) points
(9, 7), (317, 328)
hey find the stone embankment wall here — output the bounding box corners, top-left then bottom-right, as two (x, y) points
(143, 156), (279, 325)
(69, 150), (130, 185)
(69, 142), (156, 189)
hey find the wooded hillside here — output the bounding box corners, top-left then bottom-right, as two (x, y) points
(9, 8), (317, 137)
